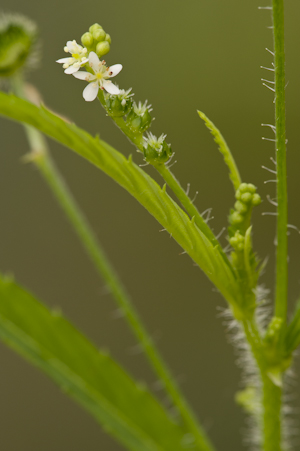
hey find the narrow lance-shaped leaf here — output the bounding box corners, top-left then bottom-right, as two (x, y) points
(197, 110), (241, 191)
(0, 275), (194, 451)
(0, 92), (240, 308)
(285, 299), (300, 354)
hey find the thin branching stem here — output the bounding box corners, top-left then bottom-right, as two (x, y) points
(272, 0), (288, 321)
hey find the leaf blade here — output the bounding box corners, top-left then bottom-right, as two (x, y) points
(0, 275), (191, 451)
(0, 92), (240, 307)
(198, 110), (241, 191)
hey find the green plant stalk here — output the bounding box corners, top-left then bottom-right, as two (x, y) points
(272, 0), (288, 321)
(261, 375), (282, 451)
(243, 317), (283, 451)
(97, 92), (233, 276)
(12, 79), (215, 451)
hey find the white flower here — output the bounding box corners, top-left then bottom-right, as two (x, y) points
(73, 52), (122, 101)
(56, 40), (88, 74)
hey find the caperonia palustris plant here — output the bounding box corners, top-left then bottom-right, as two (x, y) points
(0, 2), (298, 450)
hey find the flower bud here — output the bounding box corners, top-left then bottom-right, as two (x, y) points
(89, 23), (102, 34)
(234, 200), (248, 214)
(93, 28), (106, 42)
(81, 32), (93, 48)
(0, 13), (38, 77)
(252, 193), (261, 206)
(230, 211), (244, 225)
(143, 133), (172, 164)
(240, 192), (252, 204)
(229, 232), (245, 252)
(81, 24), (111, 56)
(96, 41), (110, 57)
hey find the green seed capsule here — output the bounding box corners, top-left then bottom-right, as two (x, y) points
(96, 41), (110, 57)
(105, 93), (133, 117)
(144, 141), (172, 164)
(105, 33), (111, 44)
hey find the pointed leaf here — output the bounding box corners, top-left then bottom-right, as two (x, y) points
(198, 110), (241, 191)
(0, 275), (192, 451)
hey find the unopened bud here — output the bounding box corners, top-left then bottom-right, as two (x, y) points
(81, 32), (93, 48)
(96, 41), (110, 57)
(0, 13), (38, 77)
(93, 28), (106, 42)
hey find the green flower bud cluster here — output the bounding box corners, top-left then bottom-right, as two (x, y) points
(126, 101), (153, 133)
(229, 231), (245, 251)
(81, 23), (111, 58)
(264, 317), (283, 345)
(229, 183), (261, 233)
(228, 183), (261, 307)
(0, 13), (38, 77)
(104, 88), (134, 117)
(143, 133), (172, 164)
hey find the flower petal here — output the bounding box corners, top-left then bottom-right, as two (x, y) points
(66, 40), (76, 53)
(73, 71), (96, 81)
(80, 58), (89, 65)
(102, 80), (120, 95)
(89, 51), (101, 71)
(56, 57), (71, 64)
(107, 64), (123, 78)
(83, 82), (99, 101)
(64, 65), (79, 74)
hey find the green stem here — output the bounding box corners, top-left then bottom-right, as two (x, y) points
(242, 318), (283, 451)
(272, 0), (288, 321)
(12, 78), (216, 451)
(262, 375), (282, 451)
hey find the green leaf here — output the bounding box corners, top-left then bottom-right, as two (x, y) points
(0, 275), (193, 451)
(197, 110), (241, 191)
(285, 299), (300, 354)
(0, 92), (240, 307)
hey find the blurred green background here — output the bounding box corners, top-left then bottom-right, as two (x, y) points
(1, 0), (300, 449)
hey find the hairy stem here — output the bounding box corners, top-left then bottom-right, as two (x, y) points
(262, 375), (282, 451)
(272, 0), (288, 320)
(242, 317), (283, 451)
(11, 77), (216, 451)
